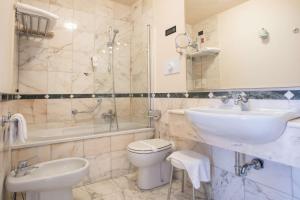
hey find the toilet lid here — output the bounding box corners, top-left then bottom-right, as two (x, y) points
(128, 139), (172, 154)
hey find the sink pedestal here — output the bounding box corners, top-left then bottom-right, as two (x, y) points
(27, 188), (73, 200)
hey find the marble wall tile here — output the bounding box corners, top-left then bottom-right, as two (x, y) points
(93, 98), (114, 124)
(111, 150), (131, 178)
(11, 145), (51, 168)
(95, 0), (113, 17)
(73, 10), (95, 32)
(245, 179), (293, 200)
(49, 3), (73, 25)
(111, 134), (134, 151)
(112, 1), (131, 21)
(131, 98), (148, 125)
(48, 72), (72, 94)
(116, 98), (131, 122)
(17, 99), (47, 124)
(19, 70), (48, 94)
(85, 152), (111, 183)
(21, 0), (50, 10)
(49, 0), (73, 9)
(245, 155), (292, 195)
(47, 99), (72, 122)
(134, 131), (154, 141)
(71, 98), (97, 123)
(19, 44), (48, 71)
(73, 31), (94, 53)
(73, 51), (94, 73)
(212, 146), (236, 174)
(94, 73), (113, 93)
(73, 0), (96, 13)
(48, 48), (73, 72)
(51, 141), (83, 159)
(48, 29), (73, 50)
(212, 167), (245, 200)
(293, 167), (300, 199)
(72, 73), (94, 94)
(83, 137), (111, 157)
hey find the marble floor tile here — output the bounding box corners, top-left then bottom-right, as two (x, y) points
(73, 174), (205, 200)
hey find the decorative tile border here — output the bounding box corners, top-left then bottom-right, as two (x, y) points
(1, 90), (300, 101)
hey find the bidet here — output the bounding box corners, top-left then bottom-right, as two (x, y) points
(6, 157), (89, 200)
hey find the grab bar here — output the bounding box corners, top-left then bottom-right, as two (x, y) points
(72, 98), (102, 115)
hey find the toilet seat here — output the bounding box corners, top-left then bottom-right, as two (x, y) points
(128, 139), (172, 154)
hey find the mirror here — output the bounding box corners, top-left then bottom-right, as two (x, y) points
(185, 0), (300, 91)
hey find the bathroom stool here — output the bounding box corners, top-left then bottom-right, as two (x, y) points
(166, 151), (211, 200)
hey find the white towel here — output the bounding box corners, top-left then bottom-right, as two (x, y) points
(10, 113), (28, 144)
(15, 2), (59, 32)
(167, 150), (210, 189)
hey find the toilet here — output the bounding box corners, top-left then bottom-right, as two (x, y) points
(127, 139), (172, 190)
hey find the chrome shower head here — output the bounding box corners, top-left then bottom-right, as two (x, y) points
(107, 28), (119, 47)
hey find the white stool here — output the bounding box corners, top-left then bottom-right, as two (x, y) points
(167, 151), (211, 200)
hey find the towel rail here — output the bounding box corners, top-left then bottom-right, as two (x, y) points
(1, 114), (18, 127)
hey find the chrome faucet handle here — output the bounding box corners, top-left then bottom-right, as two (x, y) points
(16, 156), (38, 168)
(234, 93), (248, 105)
(17, 160), (29, 169)
(15, 157), (39, 177)
(210, 95), (230, 104)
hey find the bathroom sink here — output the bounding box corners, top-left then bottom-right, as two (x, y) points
(6, 157), (89, 200)
(185, 107), (300, 144)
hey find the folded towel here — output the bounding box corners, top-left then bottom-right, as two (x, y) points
(167, 150), (210, 189)
(10, 113), (28, 144)
(15, 2), (59, 32)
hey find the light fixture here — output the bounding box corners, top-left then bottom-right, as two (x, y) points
(64, 22), (78, 31)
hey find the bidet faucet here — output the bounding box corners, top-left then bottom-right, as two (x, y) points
(14, 160), (38, 177)
(234, 93), (249, 111)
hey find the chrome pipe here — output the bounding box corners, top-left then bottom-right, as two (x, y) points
(234, 152), (242, 176)
(147, 24), (152, 128)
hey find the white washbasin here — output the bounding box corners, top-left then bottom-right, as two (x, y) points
(6, 157), (89, 200)
(185, 107), (300, 144)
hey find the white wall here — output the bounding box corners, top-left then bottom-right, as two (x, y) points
(153, 0), (187, 92)
(217, 0), (300, 89)
(0, 0), (17, 93)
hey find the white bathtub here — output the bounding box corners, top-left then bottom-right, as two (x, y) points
(28, 122), (148, 141)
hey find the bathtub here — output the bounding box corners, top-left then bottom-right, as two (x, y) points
(28, 122), (149, 141)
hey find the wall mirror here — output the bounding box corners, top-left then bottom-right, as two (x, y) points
(185, 0), (300, 91)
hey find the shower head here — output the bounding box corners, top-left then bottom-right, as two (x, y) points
(107, 28), (119, 47)
(113, 29), (119, 34)
(111, 29), (119, 44)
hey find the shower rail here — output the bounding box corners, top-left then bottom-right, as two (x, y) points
(147, 24), (152, 128)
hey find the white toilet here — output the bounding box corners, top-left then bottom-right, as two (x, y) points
(127, 139), (172, 190)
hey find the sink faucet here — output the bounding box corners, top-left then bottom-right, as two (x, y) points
(14, 160), (38, 177)
(234, 93), (249, 111)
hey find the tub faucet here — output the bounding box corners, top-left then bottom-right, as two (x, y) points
(234, 93), (249, 111)
(102, 109), (116, 131)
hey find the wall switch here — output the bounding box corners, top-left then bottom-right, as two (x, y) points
(164, 58), (180, 75)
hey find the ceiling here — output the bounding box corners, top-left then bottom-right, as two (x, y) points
(110, 0), (138, 5)
(185, 0), (249, 24)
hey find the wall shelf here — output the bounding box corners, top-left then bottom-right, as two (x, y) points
(187, 47), (220, 58)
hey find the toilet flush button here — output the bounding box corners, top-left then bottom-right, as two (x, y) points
(164, 58), (180, 75)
